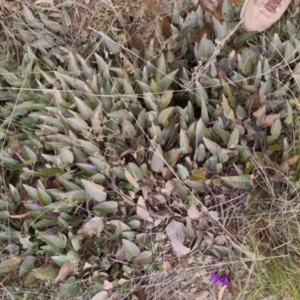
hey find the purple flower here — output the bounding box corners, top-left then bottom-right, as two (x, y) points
(210, 272), (230, 285)
(48, 212), (59, 220)
(236, 188), (245, 196)
(35, 200), (42, 207)
(13, 154), (20, 161)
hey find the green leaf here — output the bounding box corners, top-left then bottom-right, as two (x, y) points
(214, 127), (230, 144)
(0, 256), (23, 274)
(66, 118), (89, 131)
(270, 119), (282, 138)
(222, 0), (234, 21)
(0, 67), (22, 87)
(38, 233), (67, 253)
(221, 175), (253, 190)
(233, 32), (257, 47)
(30, 266), (58, 281)
(81, 180), (107, 203)
(60, 147), (74, 165)
(94, 201), (118, 214)
(159, 69), (178, 91)
(177, 164), (189, 180)
(0, 211), (9, 221)
(203, 137), (221, 156)
(107, 109), (133, 121)
(158, 107), (176, 127)
(9, 184), (20, 202)
(197, 35), (215, 60)
(164, 149), (182, 167)
(73, 96), (93, 120)
(143, 92), (158, 112)
(156, 54), (167, 82)
(180, 129), (192, 154)
(32, 219), (58, 229)
(190, 168), (207, 181)
(158, 90), (173, 110)
(126, 163), (143, 181)
(122, 239), (141, 261)
(23, 184), (39, 201)
(200, 97), (209, 124)
(284, 41), (295, 63)
(227, 127), (239, 149)
(58, 277), (81, 299)
(236, 105), (246, 120)
(19, 257), (35, 276)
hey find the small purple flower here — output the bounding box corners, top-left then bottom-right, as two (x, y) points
(236, 188), (245, 196)
(48, 212), (59, 220)
(210, 272), (230, 285)
(230, 170), (239, 176)
(46, 229), (53, 234)
(13, 154), (20, 161)
(35, 200), (42, 207)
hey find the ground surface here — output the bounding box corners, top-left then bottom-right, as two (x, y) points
(0, 0), (300, 300)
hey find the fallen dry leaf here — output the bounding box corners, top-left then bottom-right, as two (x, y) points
(208, 210), (219, 221)
(188, 204), (201, 219)
(137, 196), (153, 222)
(133, 251), (153, 265)
(256, 114), (280, 128)
(252, 105), (266, 118)
(215, 235), (226, 245)
(54, 262), (76, 283)
(170, 237), (190, 258)
(78, 216), (104, 237)
(246, 92), (261, 111)
(103, 280), (113, 290)
(162, 261), (171, 271)
(204, 233), (214, 247)
(91, 291), (108, 300)
(166, 220), (185, 243)
(218, 285), (227, 300)
(196, 291), (210, 300)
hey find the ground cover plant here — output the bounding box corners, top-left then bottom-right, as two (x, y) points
(1, 0), (300, 299)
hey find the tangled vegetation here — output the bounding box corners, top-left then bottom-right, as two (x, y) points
(1, 0), (300, 299)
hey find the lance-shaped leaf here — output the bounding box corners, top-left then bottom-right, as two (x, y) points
(0, 256), (23, 274)
(221, 175), (253, 190)
(151, 144), (164, 172)
(203, 137), (221, 156)
(38, 233), (67, 253)
(81, 180), (107, 203)
(122, 239), (141, 261)
(73, 97), (93, 120)
(227, 127), (239, 149)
